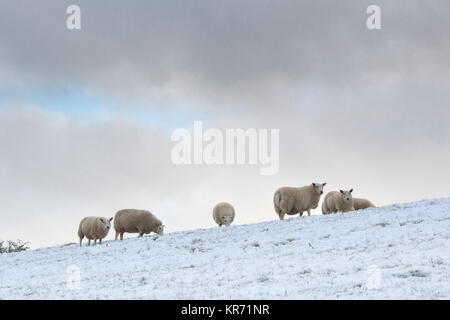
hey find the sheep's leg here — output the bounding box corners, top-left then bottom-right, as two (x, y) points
(307, 209), (311, 216)
(88, 239), (91, 246)
(120, 233), (124, 240)
(138, 232), (144, 238)
(299, 211), (303, 217)
(79, 237), (83, 247)
(278, 213), (285, 220)
(94, 239), (97, 245)
(99, 239), (102, 244)
(115, 232), (119, 240)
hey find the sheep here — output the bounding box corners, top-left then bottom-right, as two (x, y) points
(274, 182), (326, 220)
(213, 202), (235, 227)
(114, 209), (164, 240)
(353, 197), (376, 210)
(78, 217), (113, 246)
(322, 189), (355, 214)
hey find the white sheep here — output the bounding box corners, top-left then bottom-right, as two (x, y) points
(353, 197), (376, 210)
(274, 182), (326, 220)
(78, 217), (113, 246)
(322, 189), (355, 214)
(213, 202), (235, 227)
(114, 209), (164, 240)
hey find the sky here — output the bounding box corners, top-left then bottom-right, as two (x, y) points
(1, 0), (449, 248)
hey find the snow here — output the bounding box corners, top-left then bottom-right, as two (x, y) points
(1, 198), (449, 299)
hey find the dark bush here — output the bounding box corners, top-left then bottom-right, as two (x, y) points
(0, 239), (30, 254)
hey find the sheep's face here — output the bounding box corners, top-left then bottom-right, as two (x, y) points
(312, 182), (326, 195)
(222, 215), (233, 226)
(100, 217), (113, 231)
(339, 189), (353, 203)
(156, 225), (164, 235)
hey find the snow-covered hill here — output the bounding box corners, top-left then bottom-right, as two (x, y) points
(1, 198), (449, 299)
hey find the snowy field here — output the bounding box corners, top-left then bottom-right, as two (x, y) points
(1, 198), (449, 299)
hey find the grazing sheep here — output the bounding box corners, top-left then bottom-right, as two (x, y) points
(353, 197), (376, 210)
(114, 209), (164, 240)
(322, 189), (355, 214)
(78, 217), (113, 246)
(213, 202), (235, 227)
(274, 183), (326, 220)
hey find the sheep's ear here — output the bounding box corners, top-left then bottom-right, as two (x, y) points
(350, 189), (353, 193)
(312, 183), (316, 186)
(340, 190), (344, 194)
(323, 182), (326, 186)
(109, 217), (113, 221)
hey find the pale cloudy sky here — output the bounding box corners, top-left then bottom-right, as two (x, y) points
(1, 0), (449, 248)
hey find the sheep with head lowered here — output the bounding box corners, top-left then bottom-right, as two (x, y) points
(322, 189), (355, 214)
(353, 197), (376, 210)
(274, 182), (326, 220)
(78, 217), (113, 246)
(213, 202), (235, 227)
(114, 209), (164, 240)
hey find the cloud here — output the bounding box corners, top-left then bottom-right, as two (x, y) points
(1, 1), (449, 105)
